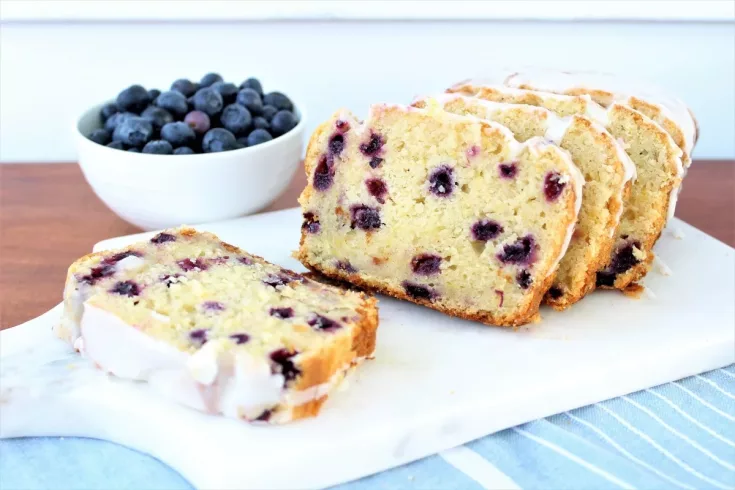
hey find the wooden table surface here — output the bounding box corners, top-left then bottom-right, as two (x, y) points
(1, 161), (733, 330)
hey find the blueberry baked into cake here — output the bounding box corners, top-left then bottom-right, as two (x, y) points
(297, 102), (583, 327)
(447, 81), (684, 290)
(413, 94), (635, 310)
(57, 228), (378, 424)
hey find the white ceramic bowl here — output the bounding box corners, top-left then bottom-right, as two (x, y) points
(76, 102), (305, 230)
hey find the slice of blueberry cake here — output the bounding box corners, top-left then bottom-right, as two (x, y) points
(57, 228), (378, 424)
(414, 94), (635, 310)
(447, 82), (684, 290)
(297, 102), (583, 327)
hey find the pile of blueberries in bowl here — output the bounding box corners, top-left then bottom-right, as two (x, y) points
(88, 73), (299, 154)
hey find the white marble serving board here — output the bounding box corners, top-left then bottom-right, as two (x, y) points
(2, 208), (733, 489)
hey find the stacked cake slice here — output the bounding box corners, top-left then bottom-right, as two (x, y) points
(299, 70), (695, 323)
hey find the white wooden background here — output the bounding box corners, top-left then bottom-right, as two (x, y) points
(1, 0), (733, 162)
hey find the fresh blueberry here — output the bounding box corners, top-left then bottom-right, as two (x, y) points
(142, 140), (173, 154)
(271, 110), (297, 136)
(127, 147), (140, 152)
(350, 205), (381, 230)
(100, 103), (120, 121)
(106, 141), (125, 150)
(411, 254), (441, 275)
(184, 110), (211, 134)
(116, 84), (150, 114)
(161, 121), (196, 148)
(252, 117), (270, 131)
(147, 89), (161, 101)
(154, 91), (188, 119)
(260, 105), (278, 121)
(202, 128), (237, 153)
(366, 178), (388, 204)
(220, 104), (252, 135)
(173, 146), (195, 155)
(192, 87), (224, 117)
(88, 128), (111, 145)
(141, 106), (174, 130)
(199, 72), (223, 88)
(236, 88), (263, 114)
(544, 172), (567, 202)
(471, 219), (503, 241)
(110, 280), (140, 297)
(112, 117), (153, 147)
(359, 132), (384, 156)
(402, 281), (436, 301)
(313, 155), (334, 191)
(263, 92), (293, 111)
(428, 165), (455, 197)
(171, 78), (198, 97)
(496, 235), (537, 265)
(211, 81), (239, 105)
(239, 77), (263, 95)
(104, 111), (136, 132)
(516, 270), (533, 289)
(236, 136), (249, 148)
(246, 128), (273, 147)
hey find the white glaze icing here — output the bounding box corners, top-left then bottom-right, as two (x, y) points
(442, 85), (635, 186)
(115, 255), (146, 272)
(503, 69), (697, 163)
(529, 137), (585, 277)
(69, 302), (349, 423)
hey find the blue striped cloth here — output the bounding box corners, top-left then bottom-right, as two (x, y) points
(3, 366), (734, 489)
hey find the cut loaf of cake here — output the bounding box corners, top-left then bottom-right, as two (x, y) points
(447, 82), (684, 289)
(501, 69), (698, 167)
(414, 94), (635, 309)
(297, 103), (584, 327)
(57, 227), (379, 424)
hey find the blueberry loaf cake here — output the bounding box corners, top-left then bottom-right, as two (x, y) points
(447, 82), (684, 289)
(501, 69), (698, 167)
(57, 228), (379, 424)
(297, 103), (583, 327)
(414, 94), (635, 309)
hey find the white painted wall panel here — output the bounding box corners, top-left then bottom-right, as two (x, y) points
(1, 20), (733, 162)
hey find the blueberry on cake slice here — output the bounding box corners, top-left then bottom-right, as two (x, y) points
(414, 94), (635, 310)
(447, 82), (684, 289)
(297, 103), (583, 327)
(499, 69), (697, 167)
(57, 228), (378, 424)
